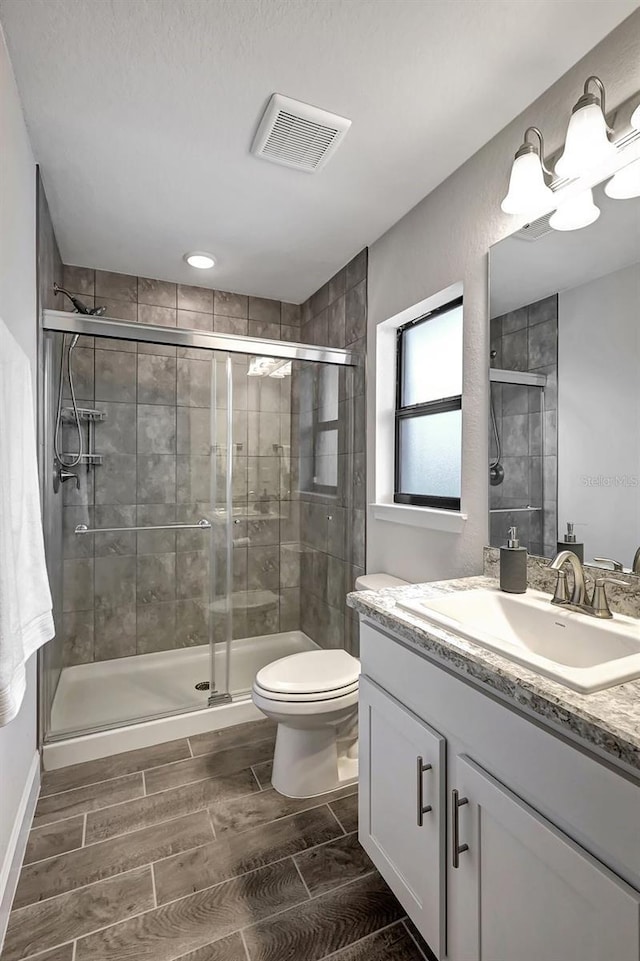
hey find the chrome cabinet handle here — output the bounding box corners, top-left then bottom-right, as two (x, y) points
(452, 789), (469, 868)
(416, 756), (433, 826)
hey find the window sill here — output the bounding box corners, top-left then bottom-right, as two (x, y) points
(371, 502), (468, 533)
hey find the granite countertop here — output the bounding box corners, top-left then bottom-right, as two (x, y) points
(348, 576), (640, 776)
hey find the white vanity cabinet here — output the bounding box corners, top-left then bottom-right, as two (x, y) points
(359, 676), (445, 956)
(358, 620), (640, 961)
(448, 754), (640, 961)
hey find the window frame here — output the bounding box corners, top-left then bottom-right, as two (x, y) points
(311, 405), (339, 496)
(394, 296), (463, 511)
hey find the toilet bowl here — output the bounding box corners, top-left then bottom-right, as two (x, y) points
(251, 572), (409, 799)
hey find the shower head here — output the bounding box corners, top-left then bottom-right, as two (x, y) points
(54, 283), (107, 316)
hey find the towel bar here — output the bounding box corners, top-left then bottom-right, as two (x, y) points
(74, 518), (212, 535)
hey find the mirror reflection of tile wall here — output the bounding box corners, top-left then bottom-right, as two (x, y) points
(489, 295), (558, 557)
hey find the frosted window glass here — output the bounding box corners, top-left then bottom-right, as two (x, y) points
(319, 366), (339, 422)
(401, 306), (463, 407)
(398, 410), (462, 498)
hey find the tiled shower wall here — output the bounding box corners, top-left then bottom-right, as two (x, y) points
(296, 249), (367, 655)
(489, 294), (558, 557)
(59, 266), (301, 666)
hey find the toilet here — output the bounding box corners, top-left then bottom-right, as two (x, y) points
(252, 572), (409, 798)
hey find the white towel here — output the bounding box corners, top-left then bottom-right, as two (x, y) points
(0, 318), (54, 725)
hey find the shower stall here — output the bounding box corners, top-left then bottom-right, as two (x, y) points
(40, 310), (357, 763)
(488, 367), (548, 556)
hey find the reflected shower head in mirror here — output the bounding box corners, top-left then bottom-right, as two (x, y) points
(53, 283), (107, 316)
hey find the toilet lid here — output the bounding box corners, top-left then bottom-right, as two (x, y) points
(255, 650), (361, 696)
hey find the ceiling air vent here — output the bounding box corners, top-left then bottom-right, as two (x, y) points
(513, 214), (554, 242)
(251, 94), (351, 173)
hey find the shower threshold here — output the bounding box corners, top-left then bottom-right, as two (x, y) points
(44, 630), (316, 769)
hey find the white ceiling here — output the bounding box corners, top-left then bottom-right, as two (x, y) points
(1, 0), (637, 303)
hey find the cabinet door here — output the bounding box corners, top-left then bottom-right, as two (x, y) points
(359, 676), (445, 957)
(448, 754), (640, 961)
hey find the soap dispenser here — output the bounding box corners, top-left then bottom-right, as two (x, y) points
(557, 522), (584, 563)
(500, 527), (527, 594)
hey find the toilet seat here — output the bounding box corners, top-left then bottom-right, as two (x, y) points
(255, 650), (360, 700)
(253, 678), (359, 703)
(254, 650), (360, 703)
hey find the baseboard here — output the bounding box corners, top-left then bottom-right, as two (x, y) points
(0, 751), (40, 951)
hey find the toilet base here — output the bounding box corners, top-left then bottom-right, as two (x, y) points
(271, 723), (359, 799)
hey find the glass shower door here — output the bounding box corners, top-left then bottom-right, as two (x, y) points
(44, 330), (231, 737)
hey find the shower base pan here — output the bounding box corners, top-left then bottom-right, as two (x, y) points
(44, 630), (316, 770)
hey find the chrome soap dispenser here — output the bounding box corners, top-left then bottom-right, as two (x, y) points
(500, 526), (527, 594)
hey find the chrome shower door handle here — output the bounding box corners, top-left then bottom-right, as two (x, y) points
(452, 789), (469, 868)
(416, 756), (433, 826)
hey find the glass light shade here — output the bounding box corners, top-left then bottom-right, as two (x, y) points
(555, 102), (617, 178)
(631, 102), (640, 131)
(605, 159), (640, 200)
(501, 151), (555, 216)
(184, 251), (215, 269)
(549, 189), (600, 231)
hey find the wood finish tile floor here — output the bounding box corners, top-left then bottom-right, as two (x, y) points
(2, 720), (432, 961)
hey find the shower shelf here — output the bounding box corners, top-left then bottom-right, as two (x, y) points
(63, 453), (103, 466)
(490, 507), (542, 513)
(61, 407), (106, 422)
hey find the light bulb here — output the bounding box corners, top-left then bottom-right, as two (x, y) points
(184, 252), (215, 269)
(605, 159), (640, 200)
(549, 189), (600, 231)
(555, 100), (617, 179)
(501, 149), (555, 217)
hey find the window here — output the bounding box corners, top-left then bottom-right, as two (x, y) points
(395, 297), (463, 510)
(299, 364), (339, 496)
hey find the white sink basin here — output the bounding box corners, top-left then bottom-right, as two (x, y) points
(397, 588), (640, 693)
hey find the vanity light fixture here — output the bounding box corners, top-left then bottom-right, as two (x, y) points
(184, 251), (216, 269)
(549, 188), (600, 231)
(605, 158), (640, 200)
(555, 76), (617, 179)
(501, 126), (555, 217)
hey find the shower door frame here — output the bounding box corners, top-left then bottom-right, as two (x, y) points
(40, 309), (359, 740)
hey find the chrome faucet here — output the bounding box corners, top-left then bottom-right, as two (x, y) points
(549, 549), (626, 619)
(549, 550), (588, 606)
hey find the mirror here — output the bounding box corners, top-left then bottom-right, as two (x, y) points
(489, 165), (640, 572)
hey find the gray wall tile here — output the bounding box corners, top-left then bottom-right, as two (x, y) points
(214, 291), (247, 318)
(95, 270), (137, 302)
(137, 405), (176, 455)
(138, 278), (176, 308)
(138, 304), (177, 327)
(137, 455), (176, 504)
(178, 285), (213, 313)
(137, 355), (177, 406)
(137, 554), (176, 604)
(94, 555), (136, 612)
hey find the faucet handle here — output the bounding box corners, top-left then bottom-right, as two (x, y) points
(552, 569), (570, 604)
(590, 577), (628, 619)
(594, 557), (624, 572)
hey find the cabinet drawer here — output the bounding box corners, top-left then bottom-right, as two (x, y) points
(360, 619), (640, 888)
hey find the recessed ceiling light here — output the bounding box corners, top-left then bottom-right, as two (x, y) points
(184, 251), (215, 269)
